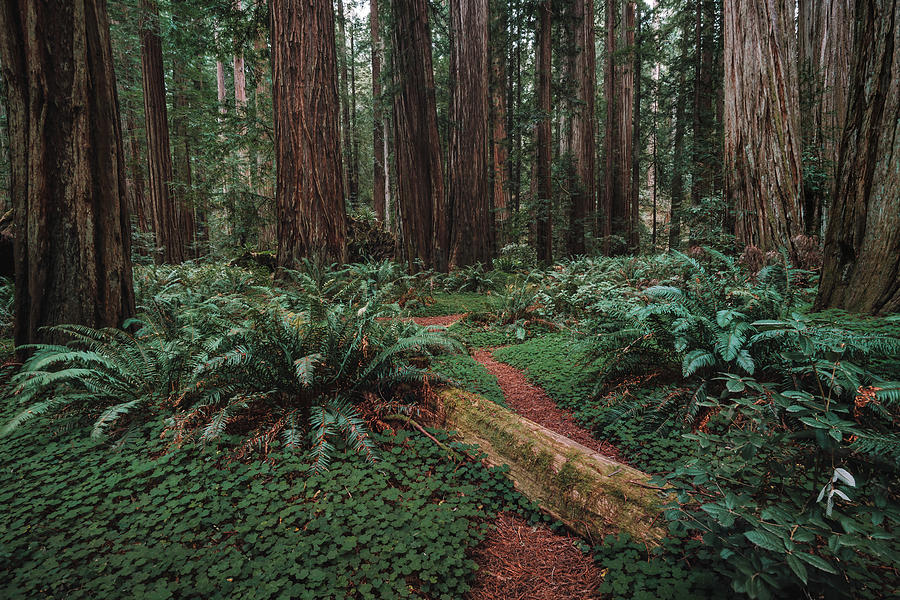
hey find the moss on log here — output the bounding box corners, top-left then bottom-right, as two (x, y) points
(435, 388), (666, 543)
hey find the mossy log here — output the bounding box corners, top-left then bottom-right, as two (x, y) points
(434, 388), (667, 544)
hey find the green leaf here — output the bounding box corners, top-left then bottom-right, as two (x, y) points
(785, 554), (808, 584)
(743, 529), (784, 553)
(797, 552), (837, 574)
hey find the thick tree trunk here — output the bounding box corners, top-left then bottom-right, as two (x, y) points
(490, 0), (511, 243)
(798, 0), (855, 237)
(535, 0), (553, 264)
(816, 0), (899, 315)
(563, 0), (596, 257)
(390, 0), (445, 271)
(349, 26), (359, 207)
(449, 0), (493, 268)
(724, 0), (805, 253)
(270, 0), (348, 266)
(371, 0), (386, 221)
(233, 0), (250, 189)
(0, 0), (136, 353)
(172, 60), (196, 258)
(436, 389), (664, 543)
(140, 0), (185, 264)
(690, 0), (720, 247)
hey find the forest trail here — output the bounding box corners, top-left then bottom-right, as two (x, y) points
(407, 314), (466, 328)
(466, 512), (602, 600)
(471, 348), (627, 464)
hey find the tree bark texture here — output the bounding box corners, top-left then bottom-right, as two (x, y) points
(563, 0), (596, 257)
(390, 0), (445, 271)
(690, 0), (720, 228)
(0, 0), (136, 352)
(490, 0), (510, 241)
(798, 0), (855, 237)
(371, 0), (386, 221)
(337, 0), (354, 204)
(449, 0), (493, 268)
(270, 0), (348, 266)
(535, 0), (553, 264)
(816, 0), (899, 315)
(724, 0), (805, 253)
(140, 0), (186, 264)
(603, 0), (634, 255)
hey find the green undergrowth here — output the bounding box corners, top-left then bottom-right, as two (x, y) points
(492, 334), (694, 473)
(0, 412), (538, 600)
(406, 293), (503, 317)
(447, 317), (553, 349)
(808, 309), (900, 378)
(431, 353), (507, 407)
(592, 532), (729, 600)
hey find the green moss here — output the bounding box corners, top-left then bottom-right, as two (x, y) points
(431, 353), (506, 407)
(407, 293), (503, 317)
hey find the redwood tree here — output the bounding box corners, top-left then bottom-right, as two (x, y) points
(563, 0), (596, 256)
(816, 0), (899, 315)
(140, 0), (186, 263)
(391, 0), (445, 271)
(0, 0), (135, 351)
(724, 0), (805, 252)
(371, 0), (387, 222)
(449, 0), (493, 267)
(271, 0), (348, 266)
(535, 0), (552, 264)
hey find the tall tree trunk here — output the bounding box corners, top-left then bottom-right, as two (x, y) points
(603, 0), (634, 255)
(449, 0), (492, 268)
(140, 0), (185, 264)
(371, 0), (386, 221)
(172, 60), (196, 257)
(490, 0), (511, 243)
(337, 0), (353, 201)
(349, 24), (359, 206)
(0, 0), (136, 353)
(724, 0), (805, 253)
(669, 64), (687, 251)
(629, 2), (641, 253)
(390, 0), (445, 271)
(798, 0), (855, 238)
(233, 0), (250, 189)
(816, 0), (899, 315)
(563, 0), (596, 257)
(271, 0), (348, 266)
(535, 0), (553, 264)
(690, 0), (719, 247)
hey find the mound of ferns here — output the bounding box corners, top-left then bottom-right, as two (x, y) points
(2, 296), (461, 471)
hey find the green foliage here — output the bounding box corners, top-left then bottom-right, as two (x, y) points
(657, 317), (900, 599)
(440, 263), (499, 294)
(430, 353), (507, 407)
(3, 262), (462, 471)
(494, 243), (538, 273)
(0, 413), (534, 600)
(407, 292), (503, 317)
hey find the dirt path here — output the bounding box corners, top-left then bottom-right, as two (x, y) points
(409, 313), (466, 327)
(466, 512), (601, 600)
(471, 349), (627, 463)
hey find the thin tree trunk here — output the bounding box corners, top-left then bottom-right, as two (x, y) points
(140, 0), (185, 264)
(724, 0), (805, 253)
(172, 59), (196, 257)
(449, 0), (492, 268)
(669, 64), (687, 251)
(0, 0), (136, 353)
(371, 0), (386, 221)
(816, 0), (899, 315)
(349, 24), (359, 206)
(630, 2), (641, 253)
(271, 0), (348, 266)
(535, 0), (553, 264)
(391, 0), (445, 271)
(337, 0), (353, 200)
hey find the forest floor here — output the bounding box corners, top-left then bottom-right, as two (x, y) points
(410, 315), (613, 598)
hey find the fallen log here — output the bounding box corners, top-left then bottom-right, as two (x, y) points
(433, 388), (667, 544)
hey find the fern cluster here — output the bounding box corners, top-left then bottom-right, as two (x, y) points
(2, 261), (461, 470)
